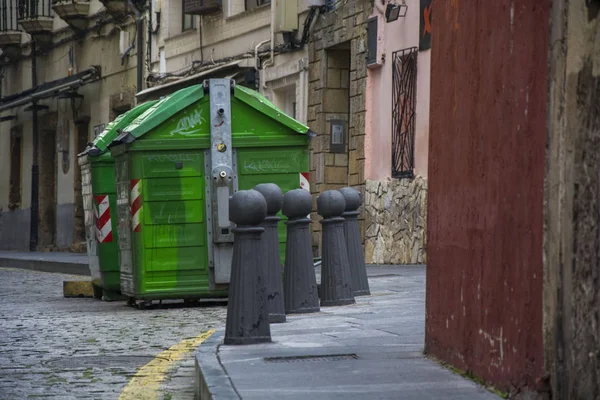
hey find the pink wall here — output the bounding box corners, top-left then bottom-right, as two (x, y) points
(365, 1), (431, 180)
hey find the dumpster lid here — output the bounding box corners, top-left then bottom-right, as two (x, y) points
(109, 84), (205, 147)
(233, 85), (316, 137)
(108, 81), (316, 148)
(78, 100), (157, 157)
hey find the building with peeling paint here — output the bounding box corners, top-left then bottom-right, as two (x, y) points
(426, 0), (600, 398)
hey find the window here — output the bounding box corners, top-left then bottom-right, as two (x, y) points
(9, 127), (22, 210)
(286, 94), (296, 119)
(182, 12), (196, 31)
(391, 47), (418, 178)
(245, 0), (270, 11)
(273, 85), (296, 119)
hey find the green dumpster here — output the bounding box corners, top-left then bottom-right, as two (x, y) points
(78, 101), (157, 300)
(107, 79), (314, 307)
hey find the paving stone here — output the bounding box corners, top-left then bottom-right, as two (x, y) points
(196, 265), (502, 400)
(0, 267), (227, 399)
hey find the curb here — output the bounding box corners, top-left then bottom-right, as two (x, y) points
(0, 256), (90, 276)
(195, 330), (240, 400)
(63, 280), (95, 297)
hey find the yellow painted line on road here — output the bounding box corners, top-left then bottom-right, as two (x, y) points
(119, 329), (216, 400)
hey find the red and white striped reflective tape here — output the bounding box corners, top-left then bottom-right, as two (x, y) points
(299, 172), (310, 192)
(130, 179), (143, 232)
(94, 194), (113, 243)
(299, 172), (311, 218)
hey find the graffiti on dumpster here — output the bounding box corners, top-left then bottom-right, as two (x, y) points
(146, 153), (202, 162)
(170, 109), (206, 136)
(243, 159), (290, 173)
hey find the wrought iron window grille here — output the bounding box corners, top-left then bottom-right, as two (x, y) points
(391, 46), (418, 179)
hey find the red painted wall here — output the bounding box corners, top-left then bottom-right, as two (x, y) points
(425, 0), (550, 392)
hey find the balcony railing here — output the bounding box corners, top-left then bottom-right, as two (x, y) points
(18, 0), (53, 21)
(1, 0), (20, 31)
(0, 0), (21, 59)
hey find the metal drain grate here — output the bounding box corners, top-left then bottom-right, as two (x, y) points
(264, 354), (359, 363)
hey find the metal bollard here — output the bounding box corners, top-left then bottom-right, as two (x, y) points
(254, 183), (286, 323)
(282, 189), (320, 314)
(317, 190), (356, 307)
(224, 189), (271, 345)
(339, 187), (370, 296)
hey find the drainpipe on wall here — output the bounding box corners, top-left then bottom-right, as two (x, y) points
(255, 39), (270, 65)
(147, 0), (152, 77)
(198, 16), (204, 64)
(29, 40), (39, 251)
(261, 1), (276, 90)
(128, 0), (144, 93)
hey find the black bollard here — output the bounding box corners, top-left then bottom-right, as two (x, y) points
(224, 189), (271, 345)
(254, 183), (286, 323)
(282, 189), (320, 314)
(317, 190), (356, 307)
(339, 187), (370, 296)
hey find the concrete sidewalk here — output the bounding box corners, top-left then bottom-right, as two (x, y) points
(194, 266), (501, 400)
(0, 251), (90, 276)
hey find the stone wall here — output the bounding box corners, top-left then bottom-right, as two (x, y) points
(364, 177), (427, 264)
(307, 0), (370, 255)
(544, 0), (600, 398)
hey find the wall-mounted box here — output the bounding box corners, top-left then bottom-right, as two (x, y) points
(366, 16), (384, 69)
(330, 119), (346, 153)
(274, 0), (298, 33)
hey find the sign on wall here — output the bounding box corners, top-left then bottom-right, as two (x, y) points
(420, 0), (432, 51)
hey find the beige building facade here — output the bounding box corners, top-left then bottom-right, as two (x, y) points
(0, 0), (431, 266)
(0, 0), (316, 251)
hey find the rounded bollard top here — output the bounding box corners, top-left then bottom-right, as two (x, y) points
(253, 183), (283, 215)
(229, 189), (268, 226)
(282, 189), (313, 219)
(317, 190), (346, 218)
(339, 187), (361, 212)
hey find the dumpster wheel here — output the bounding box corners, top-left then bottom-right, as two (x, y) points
(92, 285), (103, 300)
(136, 300), (151, 310)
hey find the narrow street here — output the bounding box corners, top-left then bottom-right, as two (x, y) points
(0, 268), (227, 399)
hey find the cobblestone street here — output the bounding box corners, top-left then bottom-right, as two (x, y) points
(0, 268), (227, 399)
